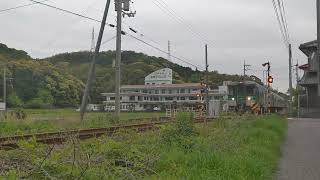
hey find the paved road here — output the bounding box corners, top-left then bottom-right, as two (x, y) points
(277, 118), (320, 180)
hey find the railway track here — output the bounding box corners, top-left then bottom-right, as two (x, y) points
(0, 118), (213, 150)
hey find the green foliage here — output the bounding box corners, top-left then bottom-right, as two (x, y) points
(0, 114), (287, 179)
(7, 92), (23, 108)
(25, 89), (54, 109)
(45, 50), (256, 103)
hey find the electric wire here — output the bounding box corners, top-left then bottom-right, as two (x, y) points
(271, 0), (290, 48)
(151, 0), (210, 45)
(26, 0), (201, 70)
(0, 0), (50, 13)
(126, 33), (203, 70)
(277, 0), (290, 43)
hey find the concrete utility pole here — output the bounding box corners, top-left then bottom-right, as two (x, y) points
(114, 0), (122, 116)
(80, 0), (111, 120)
(3, 66), (6, 108)
(167, 40), (171, 62)
(205, 44), (209, 117)
(295, 62), (299, 86)
(288, 44), (293, 117)
(317, 0), (320, 96)
(91, 27), (95, 52)
(243, 60), (251, 76)
(114, 0), (135, 116)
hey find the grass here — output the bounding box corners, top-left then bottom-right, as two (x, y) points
(0, 113), (287, 179)
(0, 109), (165, 136)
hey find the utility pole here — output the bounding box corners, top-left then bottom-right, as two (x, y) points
(243, 60), (251, 76)
(205, 44), (209, 118)
(114, 0), (135, 116)
(295, 62), (299, 86)
(295, 62), (300, 118)
(288, 44), (293, 117)
(3, 66), (6, 110)
(91, 27), (95, 52)
(167, 40), (171, 62)
(114, 0), (122, 116)
(80, 0), (111, 120)
(317, 0), (320, 96)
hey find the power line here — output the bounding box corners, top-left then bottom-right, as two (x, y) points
(101, 35), (116, 46)
(126, 33), (203, 70)
(0, 0), (50, 13)
(151, 0), (211, 45)
(26, 0), (200, 70)
(277, 0), (290, 43)
(29, 0), (101, 23)
(271, 0), (290, 48)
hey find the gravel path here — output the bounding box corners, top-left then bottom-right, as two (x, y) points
(277, 118), (320, 180)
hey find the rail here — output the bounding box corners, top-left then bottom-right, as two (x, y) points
(0, 117), (214, 150)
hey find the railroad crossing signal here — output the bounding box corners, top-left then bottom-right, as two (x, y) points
(268, 76), (274, 84)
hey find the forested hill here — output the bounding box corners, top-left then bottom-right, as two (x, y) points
(0, 43), (258, 107)
(0, 43), (31, 60)
(45, 50), (253, 87)
(44, 50), (256, 103)
(0, 43), (84, 108)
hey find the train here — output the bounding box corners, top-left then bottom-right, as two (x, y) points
(226, 81), (287, 114)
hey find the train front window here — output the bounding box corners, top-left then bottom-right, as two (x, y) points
(246, 86), (254, 95)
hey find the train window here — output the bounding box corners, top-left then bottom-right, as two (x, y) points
(246, 86), (254, 95)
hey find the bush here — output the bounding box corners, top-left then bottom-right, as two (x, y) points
(7, 92), (23, 108)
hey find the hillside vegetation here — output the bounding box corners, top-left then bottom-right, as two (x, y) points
(0, 43), (256, 107)
(0, 43), (84, 108)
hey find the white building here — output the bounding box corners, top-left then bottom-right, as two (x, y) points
(102, 68), (228, 112)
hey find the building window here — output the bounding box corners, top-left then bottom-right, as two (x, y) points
(188, 89), (191, 93)
(162, 89), (166, 94)
(155, 90), (159, 94)
(181, 97), (185, 101)
(138, 96), (143, 101)
(144, 97), (148, 100)
(189, 97), (197, 100)
(165, 97), (173, 101)
(168, 90), (172, 94)
(130, 96), (135, 101)
(180, 89), (185, 94)
(154, 97), (159, 101)
(110, 97), (115, 100)
(143, 90), (147, 93)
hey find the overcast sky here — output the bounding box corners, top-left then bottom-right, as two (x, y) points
(0, 0), (317, 92)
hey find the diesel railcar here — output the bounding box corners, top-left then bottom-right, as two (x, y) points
(227, 81), (287, 114)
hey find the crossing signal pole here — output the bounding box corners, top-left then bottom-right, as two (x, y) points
(205, 44), (209, 117)
(263, 62), (272, 113)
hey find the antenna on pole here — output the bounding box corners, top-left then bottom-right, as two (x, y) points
(243, 60), (251, 76)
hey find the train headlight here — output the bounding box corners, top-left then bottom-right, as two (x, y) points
(247, 97), (251, 101)
(231, 98), (235, 101)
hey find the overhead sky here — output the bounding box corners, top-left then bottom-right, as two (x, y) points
(0, 0), (317, 92)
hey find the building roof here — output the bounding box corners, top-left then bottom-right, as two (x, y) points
(299, 40), (317, 56)
(121, 83), (202, 89)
